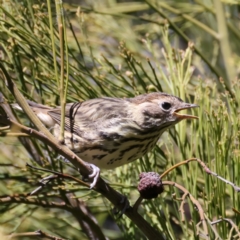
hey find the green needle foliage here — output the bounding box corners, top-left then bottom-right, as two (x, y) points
(0, 0), (239, 239)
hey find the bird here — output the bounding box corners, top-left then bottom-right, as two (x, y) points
(14, 92), (198, 171)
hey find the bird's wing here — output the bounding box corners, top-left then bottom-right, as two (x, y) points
(47, 97), (130, 137)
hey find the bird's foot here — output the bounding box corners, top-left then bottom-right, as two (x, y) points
(81, 163), (100, 189)
(88, 163), (100, 189)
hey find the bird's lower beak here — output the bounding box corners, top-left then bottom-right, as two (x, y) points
(173, 104), (199, 120)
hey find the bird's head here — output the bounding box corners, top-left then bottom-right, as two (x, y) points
(129, 92), (198, 129)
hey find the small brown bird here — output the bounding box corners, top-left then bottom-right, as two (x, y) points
(15, 92), (198, 170)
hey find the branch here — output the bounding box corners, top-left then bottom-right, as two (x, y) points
(211, 218), (240, 238)
(1, 190), (107, 240)
(65, 193), (107, 240)
(0, 92), (44, 165)
(6, 230), (66, 240)
(163, 181), (209, 239)
(0, 195), (72, 210)
(161, 158), (240, 192)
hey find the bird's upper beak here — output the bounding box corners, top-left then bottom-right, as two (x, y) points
(173, 103), (199, 120)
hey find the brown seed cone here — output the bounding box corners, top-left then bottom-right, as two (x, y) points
(138, 172), (164, 199)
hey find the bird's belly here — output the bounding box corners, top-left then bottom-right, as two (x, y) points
(75, 135), (160, 169)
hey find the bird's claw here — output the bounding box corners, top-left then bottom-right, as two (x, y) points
(86, 163), (100, 189)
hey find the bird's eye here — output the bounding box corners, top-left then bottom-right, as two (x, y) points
(161, 102), (172, 111)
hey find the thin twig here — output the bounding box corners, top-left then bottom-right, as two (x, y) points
(163, 180), (209, 239)
(26, 163), (88, 187)
(0, 92), (44, 165)
(160, 158), (240, 192)
(0, 195), (71, 209)
(28, 174), (59, 196)
(6, 229), (67, 240)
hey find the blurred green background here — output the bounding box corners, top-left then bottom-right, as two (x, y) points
(0, 0), (239, 239)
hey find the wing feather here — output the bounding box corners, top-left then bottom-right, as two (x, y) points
(47, 97), (130, 137)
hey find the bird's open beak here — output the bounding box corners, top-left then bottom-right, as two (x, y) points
(174, 104), (199, 120)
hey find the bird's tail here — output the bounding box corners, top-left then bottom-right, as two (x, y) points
(12, 101), (56, 127)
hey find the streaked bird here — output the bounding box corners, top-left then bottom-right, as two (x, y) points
(14, 92), (198, 171)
